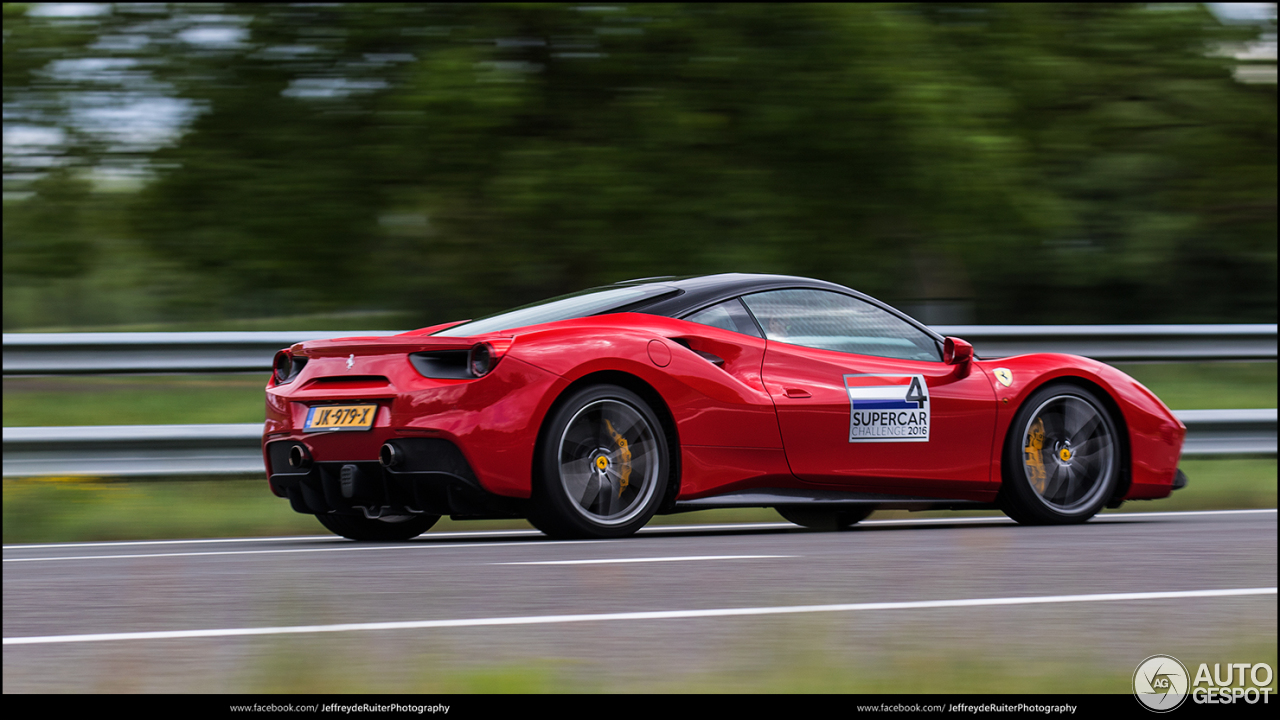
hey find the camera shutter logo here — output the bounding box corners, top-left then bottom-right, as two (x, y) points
(1134, 655), (1190, 712)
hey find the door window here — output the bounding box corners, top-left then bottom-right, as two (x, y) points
(742, 289), (941, 361)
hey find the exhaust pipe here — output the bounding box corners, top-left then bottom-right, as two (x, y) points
(379, 442), (401, 469)
(288, 444), (312, 470)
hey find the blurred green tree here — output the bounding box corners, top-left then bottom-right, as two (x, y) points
(3, 3), (1274, 328)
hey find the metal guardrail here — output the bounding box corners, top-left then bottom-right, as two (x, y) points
(1, 331), (399, 375)
(934, 324), (1278, 362)
(2, 326), (1274, 478)
(3, 410), (1274, 478)
(1176, 409), (1279, 458)
(3, 325), (1277, 374)
(2, 424), (266, 477)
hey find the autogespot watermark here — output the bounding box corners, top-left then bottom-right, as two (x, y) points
(1190, 661), (1275, 706)
(1134, 655), (1275, 712)
(1134, 655), (1190, 712)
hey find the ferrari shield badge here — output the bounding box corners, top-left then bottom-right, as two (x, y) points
(845, 374), (930, 442)
(993, 368), (1013, 387)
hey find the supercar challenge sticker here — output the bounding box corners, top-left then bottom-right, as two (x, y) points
(845, 374), (930, 442)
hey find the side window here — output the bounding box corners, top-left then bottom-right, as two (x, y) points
(683, 299), (763, 338)
(741, 289), (941, 361)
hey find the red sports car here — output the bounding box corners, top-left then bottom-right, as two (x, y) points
(262, 274), (1187, 540)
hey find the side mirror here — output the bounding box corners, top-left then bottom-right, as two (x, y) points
(943, 337), (973, 365)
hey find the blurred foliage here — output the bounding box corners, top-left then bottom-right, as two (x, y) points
(3, 3), (1275, 328)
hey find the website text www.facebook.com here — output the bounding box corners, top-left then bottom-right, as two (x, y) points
(856, 704), (1076, 714)
(229, 705), (449, 715)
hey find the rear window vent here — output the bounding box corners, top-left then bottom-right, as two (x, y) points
(301, 376), (391, 391)
(409, 351), (470, 379)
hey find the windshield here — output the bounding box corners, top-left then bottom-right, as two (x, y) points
(433, 284), (679, 336)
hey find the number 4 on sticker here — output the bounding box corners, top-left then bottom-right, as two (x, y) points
(905, 376), (928, 407)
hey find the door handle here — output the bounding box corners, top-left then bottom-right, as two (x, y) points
(783, 387), (812, 399)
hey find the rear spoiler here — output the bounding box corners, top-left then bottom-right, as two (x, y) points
(294, 335), (498, 358)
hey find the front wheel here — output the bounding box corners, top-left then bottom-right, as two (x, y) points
(777, 506), (875, 531)
(999, 383), (1120, 525)
(316, 512), (439, 541)
(529, 384), (670, 539)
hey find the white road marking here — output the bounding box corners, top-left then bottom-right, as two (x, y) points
(493, 554), (794, 566)
(1, 530), (542, 551)
(1094, 508), (1277, 520)
(5, 587), (1273, 647)
(2, 535), (347, 551)
(861, 508), (1277, 526)
(1, 539), (610, 563)
(2, 508), (1273, 561)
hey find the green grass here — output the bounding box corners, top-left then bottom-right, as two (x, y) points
(1111, 361), (1277, 410)
(2, 477), (319, 544)
(1114, 458), (1277, 511)
(3, 374), (269, 426)
(4, 362), (1275, 428)
(229, 641), (1144, 694)
(57, 620), (1276, 693)
(3, 459), (1273, 544)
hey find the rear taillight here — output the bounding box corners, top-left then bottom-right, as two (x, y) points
(273, 351), (291, 384)
(467, 339), (513, 378)
(272, 350), (306, 385)
(469, 343), (494, 377)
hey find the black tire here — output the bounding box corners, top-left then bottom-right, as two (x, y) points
(315, 512), (439, 541)
(776, 506), (875, 531)
(529, 384), (670, 539)
(998, 383), (1120, 525)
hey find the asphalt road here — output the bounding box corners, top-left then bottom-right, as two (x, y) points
(4, 509), (1276, 693)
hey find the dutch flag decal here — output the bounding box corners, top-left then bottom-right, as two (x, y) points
(845, 374), (930, 442)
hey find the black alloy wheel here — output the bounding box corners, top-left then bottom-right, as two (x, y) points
(530, 384), (670, 539)
(999, 383), (1120, 525)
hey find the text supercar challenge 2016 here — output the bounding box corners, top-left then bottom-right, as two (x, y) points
(846, 373), (930, 442)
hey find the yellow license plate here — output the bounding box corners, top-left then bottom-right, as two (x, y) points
(304, 404), (377, 432)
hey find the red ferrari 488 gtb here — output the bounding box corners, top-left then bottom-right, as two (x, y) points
(263, 274), (1186, 539)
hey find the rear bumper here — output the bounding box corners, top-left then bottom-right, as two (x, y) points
(266, 437), (526, 519)
(265, 356), (567, 499)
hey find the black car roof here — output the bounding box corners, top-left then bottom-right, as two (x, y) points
(619, 273), (944, 344)
(624, 273), (861, 316)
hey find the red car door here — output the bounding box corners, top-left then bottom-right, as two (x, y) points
(742, 289), (999, 498)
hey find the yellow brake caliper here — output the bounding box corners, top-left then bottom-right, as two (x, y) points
(604, 420), (632, 497)
(1024, 418), (1047, 493)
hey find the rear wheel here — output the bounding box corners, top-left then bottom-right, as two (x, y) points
(316, 512), (439, 541)
(999, 383), (1119, 525)
(777, 506), (875, 531)
(529, 384), (669, 539)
